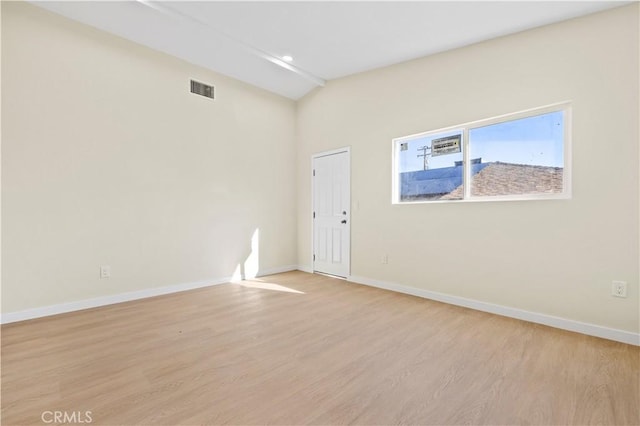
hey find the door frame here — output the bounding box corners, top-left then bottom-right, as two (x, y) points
(311, 146), (351, 277)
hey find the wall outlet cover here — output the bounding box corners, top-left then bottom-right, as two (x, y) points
(612, 281), (627, 298)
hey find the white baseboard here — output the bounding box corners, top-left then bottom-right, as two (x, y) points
(7, 267), (635, 346)
(348, 275), (640, 346)
(297, 265), (313, 273)
(257, 265), (299, 277)
(1, 265), (299, 325)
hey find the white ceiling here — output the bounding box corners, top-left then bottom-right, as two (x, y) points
(32, 1), (630, 100)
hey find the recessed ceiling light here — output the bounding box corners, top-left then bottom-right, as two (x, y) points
(282, 55), (293, 62)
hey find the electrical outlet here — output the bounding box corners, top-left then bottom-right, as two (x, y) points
(382, 254), (388, 264)
(612, 281), (627, 298)
(100, 265), (111, 279)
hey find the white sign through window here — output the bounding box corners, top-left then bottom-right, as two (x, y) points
(431, 135), (461, 157)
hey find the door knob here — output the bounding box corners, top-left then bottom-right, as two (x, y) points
(341, 219), (347, 224)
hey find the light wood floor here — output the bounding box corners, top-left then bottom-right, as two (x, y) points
(2, 271), (639, 425)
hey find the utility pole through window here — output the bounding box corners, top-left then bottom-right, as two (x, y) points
(417, 145), (431, 170)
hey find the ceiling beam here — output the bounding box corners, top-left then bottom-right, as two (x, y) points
(136, 0), (326, 88)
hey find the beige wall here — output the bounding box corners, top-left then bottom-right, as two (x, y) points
(2, 2), (639, 335)
(2, 2), (297, 313)
(297, 5), (639, 333)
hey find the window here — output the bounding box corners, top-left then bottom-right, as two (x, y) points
(392, 103), (570, 203)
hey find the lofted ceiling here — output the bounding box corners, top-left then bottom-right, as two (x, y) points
(32, 1), (630, 100)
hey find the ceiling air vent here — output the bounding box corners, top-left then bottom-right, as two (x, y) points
(190, 80), (215, 100)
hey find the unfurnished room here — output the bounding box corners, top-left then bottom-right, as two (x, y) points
(1, 1), (639, 425)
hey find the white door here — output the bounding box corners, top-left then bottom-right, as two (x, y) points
(313, 149), (350, 278)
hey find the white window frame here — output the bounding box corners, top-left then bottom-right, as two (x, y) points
(392, 102), (572, 204)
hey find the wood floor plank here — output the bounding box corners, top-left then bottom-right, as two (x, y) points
(2, 271), (638, 425)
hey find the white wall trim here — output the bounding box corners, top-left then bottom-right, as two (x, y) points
(311, 146), (351, 159)
(1, 278), (231, 324)
(1, 265), (299, 325)
(348, 274), (640, 346)
(297, 265), (313, 273)
(6, 267), (635, 347)
(256, 265), (299, 277)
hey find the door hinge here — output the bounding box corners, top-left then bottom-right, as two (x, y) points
(313, 254), (316, 261)
(313, 212), (315, 219)
(313, 169), (315, 176)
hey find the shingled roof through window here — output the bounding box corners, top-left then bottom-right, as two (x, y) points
(400, 161), (563, 201)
